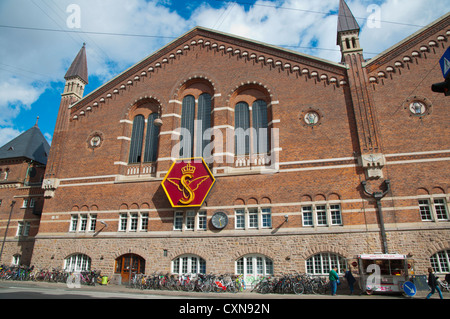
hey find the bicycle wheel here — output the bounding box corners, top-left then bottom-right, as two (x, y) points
(293, 282), (304, 295)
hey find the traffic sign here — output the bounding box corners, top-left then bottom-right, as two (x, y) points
(439, 47), (450, 79)
(403, 281), (417, 297)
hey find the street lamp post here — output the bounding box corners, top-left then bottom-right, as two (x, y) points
(361, 180), (391, 254)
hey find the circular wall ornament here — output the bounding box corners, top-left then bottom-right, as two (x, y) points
(300, 108), (322, 128)
(304, 111), (319, 125)
(403, 96), (432, 118)
(87, 131), (104, 149)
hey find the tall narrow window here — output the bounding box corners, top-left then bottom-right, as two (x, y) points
(252, 100), (269, 154)
(196, 93), (212, 157)
(180, 95), (195, 158)
(129, 115), (145, 163)
(235, 102), (250, 155)
(143, 113), (160, 162)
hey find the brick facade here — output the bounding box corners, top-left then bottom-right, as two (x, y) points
(25, 9), (450, 283)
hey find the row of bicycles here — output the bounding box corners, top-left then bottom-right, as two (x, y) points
(1, 265), (331, 294)
(129, 272), (245, 293)
(128, 272), (330, 295)
(0, 265), (105, 286)
(251, 273), (330, 295)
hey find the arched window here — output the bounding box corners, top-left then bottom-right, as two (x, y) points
(252, 100), (269, 154)
(128, 112), (160, 164)
(235, 102), (250, 155)
(172, 254), (206, 275)
(236, 254), (273, 288)
(306, 253), (347, 275)
(143, 113), (160, 163)
(430, 250), (450, 273)
(64, 253), (91, 272)
(128, 115), (145, 163)
(180, 93), (212, 158)
(180, 95), (195, 158)
(196, 93), (212, 157)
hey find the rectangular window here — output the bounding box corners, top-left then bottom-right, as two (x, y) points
(119, 213), (128, 231)
(419, 199), (433, 221)
(434, 199), (449, 220)
(22, 199), (28, 208)
(23, 222), (30, 236)
(70, 215), (78, 232)
(17, 222), (24, 236)
(130, 213), (138, 231)
(89, 214), (97, 232)
(261, 208), (272, 228)
(235, 209), (245, 229)
(140, 213), (149, 231)
(248, 208), (258, 228)
(185, 211), (195, 230)
(79, 214), (88, 231)
(302, 206), (313, 226)
(198, 211), (207, 230)
(29, 198), (35, 208)
(174, 212), (183, 230)
(316, 205), (327, 226)
(330, 204), (342, 225)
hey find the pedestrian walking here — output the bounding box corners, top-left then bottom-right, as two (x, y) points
(344, 266), (356, 295)
(329, 266), (339, 296)
(426, 267), (443, 299)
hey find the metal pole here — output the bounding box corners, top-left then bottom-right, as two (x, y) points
(0, 201), (16, 264)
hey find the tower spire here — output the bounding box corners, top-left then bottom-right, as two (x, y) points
(337, 0), (362, 61)
(63, 43), (88, 99)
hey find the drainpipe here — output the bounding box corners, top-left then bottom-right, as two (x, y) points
(361, 180), (391, 254)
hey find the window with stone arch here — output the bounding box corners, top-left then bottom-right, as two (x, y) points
(235, 254), (274, 284)
(178, 79), (214, 159)
(306, 252), (347, 275)
(231, 84), (272, 160)
(171, 254), (206, 275)
(128, 98), (161, 164)
(430, 249), (450, 273)
(64, 253), (92, 272)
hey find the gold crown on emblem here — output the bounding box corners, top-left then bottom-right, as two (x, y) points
(181, 163), (196, 175)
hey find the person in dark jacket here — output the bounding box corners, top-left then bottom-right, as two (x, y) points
(343, 266), (356, 295)
(426, 267), (443, 299)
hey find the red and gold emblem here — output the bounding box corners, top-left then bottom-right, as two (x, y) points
(161, 158), (215, 207)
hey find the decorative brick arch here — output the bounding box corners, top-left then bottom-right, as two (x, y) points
(232, 247), (274, 261)
(424, 239), (450, 258)
(123, 95), (162, 121)
(168, 248), (208, 261)
(171, 74), (218, 100)
(301, 244), (349, 260)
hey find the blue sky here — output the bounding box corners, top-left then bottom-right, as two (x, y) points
(0, 0), (448, 147)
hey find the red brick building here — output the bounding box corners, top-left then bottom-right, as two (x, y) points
(0, 122), (50, 266)
(30, 1), (449, 285)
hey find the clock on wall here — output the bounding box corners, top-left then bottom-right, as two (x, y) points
(211, 212), (228, 229)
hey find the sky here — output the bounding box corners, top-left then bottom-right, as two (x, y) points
(0, 0), (448, 147)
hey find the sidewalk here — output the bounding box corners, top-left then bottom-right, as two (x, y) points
(1, 280), (445, 299)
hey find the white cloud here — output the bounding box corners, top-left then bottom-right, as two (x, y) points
(0, 127), (23, 148)
(0, 0), (447, 141)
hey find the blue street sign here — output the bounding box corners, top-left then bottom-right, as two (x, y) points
(403, 281), (416, 297)
(439, 47), (450, 79)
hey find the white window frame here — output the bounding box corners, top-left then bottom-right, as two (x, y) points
(119, 212), (149, 232)
(16, 221), (30, 237)
(234, 207), (272, 230)
(419, 197), (449, 222)
(172, 254), (206, 275)
(301, 203), (343, 227)
(173, 211), (206, 231)
(306, 252), (347, 275)
(69, 213), (97, 233)
(64, 254), (91, 272)
(235, 254), (274, 288)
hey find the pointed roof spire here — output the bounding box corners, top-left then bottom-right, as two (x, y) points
(337, 0), (360, 34)
(64, 43), (88, 84)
